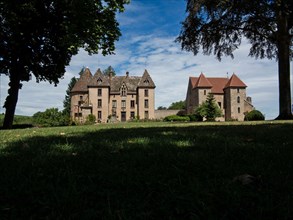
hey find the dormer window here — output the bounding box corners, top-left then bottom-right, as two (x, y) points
(144, 79), (149, 85)
(97, 77), (102, 85)
(121, 83), (127, 96)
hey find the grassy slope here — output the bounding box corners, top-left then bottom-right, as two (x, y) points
(0, 114), (33, 128)
(0, 121), (292, 219)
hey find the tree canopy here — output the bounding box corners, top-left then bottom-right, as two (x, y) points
(168, 100), (186, 110)
(177, 0), (293, 119)
(0, 0), (129, 129)
(103, 66), (116, 76)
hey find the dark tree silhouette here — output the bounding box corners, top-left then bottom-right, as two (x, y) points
(177, 0), (293, 120)
(63, 77), (77, 117)
(0, 0), (128, 129)
(103, 66), (116, 76)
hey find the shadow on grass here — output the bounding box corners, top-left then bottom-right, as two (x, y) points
(0, 124), (293, 219)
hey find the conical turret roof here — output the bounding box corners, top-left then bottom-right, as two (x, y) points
(71, 68), (93, 92)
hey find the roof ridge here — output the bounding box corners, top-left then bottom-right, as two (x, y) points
(224, 73), (247, 88)
(194, 73), (212, 88)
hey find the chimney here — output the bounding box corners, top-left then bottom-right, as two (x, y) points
(126, 71), (129, 77)
(109, 70), (112, 80)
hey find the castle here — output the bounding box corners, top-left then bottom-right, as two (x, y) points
(70, 68), (156, 123)
(186, 73), (254, 121)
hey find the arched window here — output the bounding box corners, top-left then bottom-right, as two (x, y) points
(237, 96), (240, 103)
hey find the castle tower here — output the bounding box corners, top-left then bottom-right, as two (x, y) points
(224, 74), (247, 121)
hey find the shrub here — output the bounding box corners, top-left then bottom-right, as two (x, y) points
(244, 110), (265, 121)
(164, 115), (190, 122)
(188, 114), (203, 122)
(32, 108), (69, 127)
(85, 114), (96, 125)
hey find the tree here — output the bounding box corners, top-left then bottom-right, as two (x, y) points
(157, 106), (167, 110)
(195, 93), (222, 121)
(103, 66), (116, 76)
(0, 0), (128, 129)
(168, 100), (186, 110)
(32, 108), (68, 127)
(177, 0), (293, 120)
(63, 76), (77, 117)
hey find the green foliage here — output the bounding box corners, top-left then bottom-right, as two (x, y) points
(164, 115), (190, 122)
(103, 66), (116, 76)
(0, 0), (129, 128)
(157, 106), (167, 110)
(32, 108), (69, 127)
(244, 110), (265, 121)
(85, 114), (96, 125)
(195, 93), (222, 121)
(168, 100), (186, 110)
(63, 77), (78, 116)
(177, 0), (293, 120)
(187, 114), (203, 122)
(177, 0), (292, 60)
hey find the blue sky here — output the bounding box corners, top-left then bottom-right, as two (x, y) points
(0, 0), (292, 119)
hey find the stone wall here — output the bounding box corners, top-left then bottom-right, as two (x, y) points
(154, 110), (181, 120)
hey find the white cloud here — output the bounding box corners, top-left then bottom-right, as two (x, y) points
(1, 0), (292, 120)
(0, 33), (291, 120)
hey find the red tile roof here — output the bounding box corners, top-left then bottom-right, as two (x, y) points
(224, 73), (247, 88)
(194, 73), (212, 87)
(208, 78), (229, 94)
(189, 73), (246, 94)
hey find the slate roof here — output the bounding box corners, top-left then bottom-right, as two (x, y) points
(71, 68), (93, 92)
(189, 73), (246, 94)
(90, 69), (110, 87)
(71, 68), (155, 93)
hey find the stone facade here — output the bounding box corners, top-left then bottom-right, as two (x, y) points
(186, 73), (254, 121)
(70, 68), (155, 123)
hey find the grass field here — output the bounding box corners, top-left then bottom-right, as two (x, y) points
(0, 114), (33, 128)
(0, 121), (293, 219)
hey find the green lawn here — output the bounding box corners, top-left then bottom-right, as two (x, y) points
(0, 121), (293, 219)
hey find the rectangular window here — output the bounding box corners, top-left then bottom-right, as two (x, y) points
(130, 111), (135, 119)
(98, 89), (102, 96)
(74, 113), (82, 117)
(121, 100), (126, 108)
(237, 88), (240, 93)
(112, 100), (117, 108)
(98, 99), (102, 108)
(237, 96), (240, 103)
(144, 99), (149, 108)
(144, 89), (149, 97)
(238, 107), (241, 113)
(80, 96), (83, 100)
(98, 111), (102, 119)
(130, 100), (135, 108)
(218, 102), (221, 109)
(204, 90), (206, 95)
(145, 111), (149, 119)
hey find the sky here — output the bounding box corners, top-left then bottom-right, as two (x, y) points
(0, 0), (292, 119)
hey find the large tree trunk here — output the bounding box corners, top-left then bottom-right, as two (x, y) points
(2, 70), (21, 129)
(275, 9), (293, 120)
